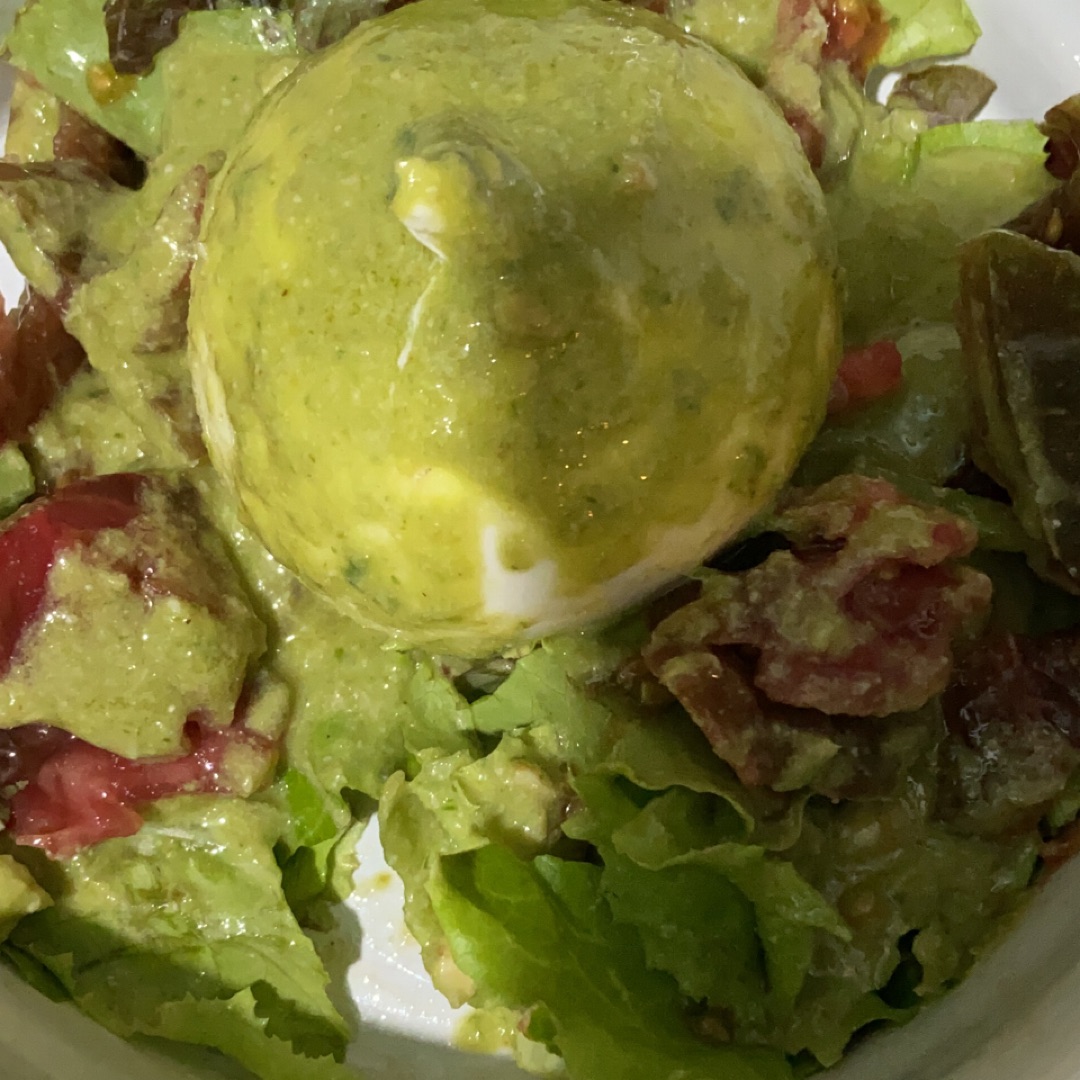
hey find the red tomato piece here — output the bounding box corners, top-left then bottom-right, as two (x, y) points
(0, 474), (145, 676)
(820, 0), (890, 79)
(828, 340), (904, 414)
(4, 715), (276, 858)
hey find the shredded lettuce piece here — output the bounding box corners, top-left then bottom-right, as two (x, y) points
(269, 608), (481, 924)
(433, 844), (794, 1080)
(5, 796), (360, 1079)
(877, 0), (981, 67)
(380, 622), (1059, 1074)
(133, 988), (359, 1080)
(3, 0), (167, 157)
(565, 775), (850, 1041)
(0, 444), (34, 519)
(0, 854), (50, 942)
(826, 100), (1054, 341)
(794, 80), (1054, 493)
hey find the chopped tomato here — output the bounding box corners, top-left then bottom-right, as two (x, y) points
(646, 475), (991, 719)
(782, 105), (828, 170)
(773, 0), (890, 168)
(828, 340), (904, 414)
(3, 715), (277, 858)
(777, 0), (889, 81)
(819, 0), (889, 80)
(0, 474), (145, 676)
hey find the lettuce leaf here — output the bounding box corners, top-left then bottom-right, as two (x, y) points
(664, 0), (978, 85)
(5, 796), (360, 1079)
(794, 85), (1055, 491)
(3, 0), (167, 157)
(273, 785), (364, 933)
(381, 645), (887, 1067)
(257, 583), (479, 922)
(277, 614), (477, 815)
(0, 854), (50, 941)
(565, 775), (849, 1040)
(379, 734), (568, 1006)
(380, 628), (1052, 1074)
(589, 710), (809, 851)
(876, 0), (981, 68)
(826, 105), (1053, 343)
(0, 444), (34, 520)
(3, 0), (297, 162)
(786, 788), (1039, 1001)
(433, 844), (793, 1080)
(135, 988), (358, 1080)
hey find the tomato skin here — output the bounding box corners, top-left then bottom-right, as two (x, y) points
(0, 474), (145, 677)
(647, 475), (990, 720)
(3, 716), (277, 858)
(0, 472), (272, 856)
(773, 0), (890, 167)
(819, 0), (889, 79)
(828, 341), (904, 414)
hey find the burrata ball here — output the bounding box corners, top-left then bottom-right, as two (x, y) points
(189, 0), (840, 655)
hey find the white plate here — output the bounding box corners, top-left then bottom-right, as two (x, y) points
(2, 2), (1080, 1078)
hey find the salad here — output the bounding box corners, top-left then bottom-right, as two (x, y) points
(1, 0), (1079, 1079)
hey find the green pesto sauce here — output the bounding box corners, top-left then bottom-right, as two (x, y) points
(273, 590), (428, 801)
(3, 0), (166, 159)
(453, 1003), (565, 1071)
(0, 550), (258, 758)
(89, 9), (299, 262)
(192, 469), (445, 804)
(4, 76), (61, 163)
(191, 0), (840, 654)
(0, 489), (266, 759)
(1, 12), (300, 471)
(28, 369), (159, 483)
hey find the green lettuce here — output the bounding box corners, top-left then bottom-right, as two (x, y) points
(2, 1), (297, 161)
(0, 444), (34, 520)
(5, 796), (360, 1080)
(433, 844), (792, 1080)
(381, 646), (862, 1066)
(380, 734), (568, 1006)
(786, 793), (1039, 1000)
(379, 627), (1056, 1075)
(0, 7), (298, 282)
(826, 106), (1053, 342)
(269, 600), (483, 926)
(792, 82), (1055, 492)
(664, 0), (980, 84)
(877, 0), (981, 68)
(3, 0), (167, 157)
(0, 854), (50, 941)
(565, 776), (849, 1039)
(276, 611), (477, 812)
(596, 713), (808, 850)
